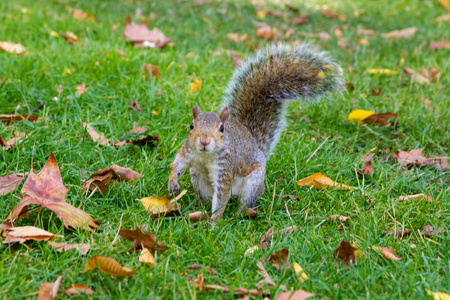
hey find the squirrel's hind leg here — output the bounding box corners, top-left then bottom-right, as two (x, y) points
(190, 167), (213, 203)
(238, 163), (266, 212)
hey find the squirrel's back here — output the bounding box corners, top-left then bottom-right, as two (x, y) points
(222, 44), (344, 156)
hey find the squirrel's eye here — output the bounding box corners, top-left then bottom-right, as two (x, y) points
(190, 123), (194, 130)
(219, 125), (224, 132)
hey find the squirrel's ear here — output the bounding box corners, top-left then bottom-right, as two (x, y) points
(219, 107), (229, 122)
(192, 104), (201, 119)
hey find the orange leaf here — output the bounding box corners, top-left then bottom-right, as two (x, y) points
(139, 248), (155, 266)
(335, 241), (363, 266)
(2, 226), (59, 244)
(38, 276), (62, 300)
(373, 246), (402, 261)
(297, 173), (353, 190)
(85, 255), (135, 277)
(119, 226), (169, 252)
(65, 284), (94, 295)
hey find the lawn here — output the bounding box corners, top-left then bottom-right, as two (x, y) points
(0, 0), (449, 299)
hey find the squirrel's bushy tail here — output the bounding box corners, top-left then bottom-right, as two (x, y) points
(223, 43), (344, 156)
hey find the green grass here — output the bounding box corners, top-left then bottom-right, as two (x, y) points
(0, 0), (449, 298)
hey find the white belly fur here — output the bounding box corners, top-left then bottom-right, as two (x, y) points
(231, 175), (245, 196)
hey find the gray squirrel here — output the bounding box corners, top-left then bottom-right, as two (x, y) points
(168, 44), (344, 221)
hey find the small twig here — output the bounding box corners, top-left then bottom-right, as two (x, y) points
(78, 186), (99, 208)
(111, 213), (124, 245)
(306, 136), (329, 163)
(30, 100), (45, 113)
(284, 200), (293, 223)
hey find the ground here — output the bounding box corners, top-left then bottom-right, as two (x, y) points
(0, 0), (449, 299)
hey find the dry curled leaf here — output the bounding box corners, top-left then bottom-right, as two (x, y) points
(276, 290), (315, 300)
(82, 123), (111, 146)
(276, 194), (300, 201)
(6, 153), (97, 231)
(262, 248), (290, 270)
(244, 208), (257, 218)
(0, 173), (26, 196)
(430, 40), (450, 50)
(2, 226), (59, 244)
(143, 63), (161, 78)
(392, 149), (449, 170)
(357, 160), (374, 175)
(396, 193), (432, 202)
(225, 50), (244, 68)
(48, 241), (91, 255)
(362, 112), (398, 126)
(75, 83), (89, 96)
(335, 241), (362, 266)
(187, 211), (211, 223)
(85, 255), (136, 276)
(0, 114), (37, 124)
(119, 226), (169, 252)
(1, 131), (26, 151)
(38, 276), (62, 300)
(382, 27), (417, 39)
(139, 248), (155, 266)
(329, 215), (350, 222)
(373, 246), (402, 261)
(293, 262), (308, 283)
(292, 15), (310, 25)
(420, 225), (446, 238)
(82, 165), (142, 194)
(226, 33), (248, 42)
(0, 41), (26, 54)
(256, 261), (275, 288)
(297, 173), (353, 190)
(320, 8), (347, 21)
(123, 20), (171, 48)
(128, 99), (142, 112)
(256, 26), (276, 40)
(65, 284), (94, 295)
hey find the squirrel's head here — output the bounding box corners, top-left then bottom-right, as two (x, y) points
(188, 104), (229, 154)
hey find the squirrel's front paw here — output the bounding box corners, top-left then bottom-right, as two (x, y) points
(168, 179), (180, 197)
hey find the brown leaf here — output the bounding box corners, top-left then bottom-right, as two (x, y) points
(187, 211), (211, 223)
(48, 241), (91, 255)
(128, 99), (142, 112)
(6, 153), (97, 231)
(0, 41), (27, 54)
(262, 248), (290, 270)
(381, 229), (412, 239)
(361, 153), (375, 162)
(335, 241), (362, 266)
(293, 15), (310, 25)
(194, 273), (204, 291)
(256, 26), (276, 40)
(370, 87), (383, 96)
(82, 123), (111, 146)
(420, 225), (445, 238)
(123, 20), (171, 48)
(362, 112), (398, 126)
(320, 8), (347, 21)
(143, 63), (161, 78)
(382, 27), (417, 39)
(65, 284), (94, 295)
(430, 40), (450, 50)
(82, 165), (142, 194)
(127, 134), (159, 147)
(256, 261), (275, 288)
(373, 246), (402, 261)
(276, 290), (315, 300)
(204, 284), (261, 297)
(1, 131), (26, 151)
(284, 3), (299, 13)
(38, 276), (62, 300)
(225, 50), (244, 68)
(0, 114), (37, 124)
(357, 28), (376, 36)
(226, 33), (248, 42)
(276, 194), (300, 201)
(244, 208), (257, 219)
(128, 122), (147, 134)
(329, 215), (350, 222)
(392, 149), (448, 170)
(396, 193), (432, 202)
(85, 255), (136, 276)
(75, 83), (89, 96)
(185, 263), (218, 275)
(119, 226), (169, 252)
(357, 160), (374, 175)
(2, 226), (59, 244)
(0, 173), (26, 196)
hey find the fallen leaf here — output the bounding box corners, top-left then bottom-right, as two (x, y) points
(143, 63), (161, 78)
(85, 255), (135, 276)
(194, 273), (204, 291)
(335, 241), (362, 266)
(204, 285), (260, 297)
(256, 26), (276, 40)
(382, 27), (417, 39)
(186, 263), (218, 275)
(48, 241), (91, 255)
(329, 215), (350, 222)
(0, 173), (26, 196)
(420, 225), (446, 238)
(75, 83), (88, 96)
(82, 165), (142, 194)
(367, 68), (399, 76)
(430, 40), (450, 50)
(362, 112), (398, 126)
(1, 131), (26, 151)
(124, 20), (171, 48)
(65, 284), (94, 295)
(0, 114), (37, 124)
(425, 289), (450, 300)
(187, 211), (211, 223)
(372, 246), (402, 261)
(293, 262), (308, 283)
(62, 32), (78, 44)
(0, 41), (26, 54)
(371, 87), (383, 96)
(127, 134), (159, 147)
(82, 123), (110, 146)
(285, 3), (299, 13)
(403, 67), (430, 84)
(396, 193), (432, 202)
(439, 0), (449, 9)
(262, 248), (290, 270)
(357, 160), (374, 175)
(65, 6), (95, 21)
(276, 290), (314, 300)
(292, 15), (310, 25)
(119, 226), (169, 252)
(189, 79), (202, 92)
(276, 194), (300, 201)
(432, 14), (450, 22)
(226, 33), (248, 42)
(2, 226), (59, 244)
(6, 153), (97, 231)
(127, 100), (142, 113)
(256, 261), (275, 287)
(139, 248), (155, 266)
(185, 51), (196, 58)
(347, 109), (375, 124)
(392, 149), (448, 170)
(297, 173), (353, 190)
(38, 276), (62, 300)
(320, 8), (347, 21)
(381, 229), (412, 239)
(225, 50), (244, 68)
(357, 28), (376, 35)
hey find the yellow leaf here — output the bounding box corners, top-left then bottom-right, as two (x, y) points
(293, 262), (308, 283)
(297, 173), (353, 190)
(439, 0), (449, 9)
(244, 245), (261, 256)
(356, 38), (369, 45)
(367, 68), (399, 76)
(348, 109), (375, 124)
(189, 79), (202, 92)
(396, 193), (432, 202)
(140, 196), (168, 211)
(50, 31), (59, 38)
(0, 41), (26, 54)
(139, 248), (155, 266)
(85, 255), (135, 277)
(432, 14), (450, 23)
(256, 11), (266, 19)
(426, 289), (450, 300)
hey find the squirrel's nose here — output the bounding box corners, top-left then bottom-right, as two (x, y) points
(200, 137), (211, 146)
